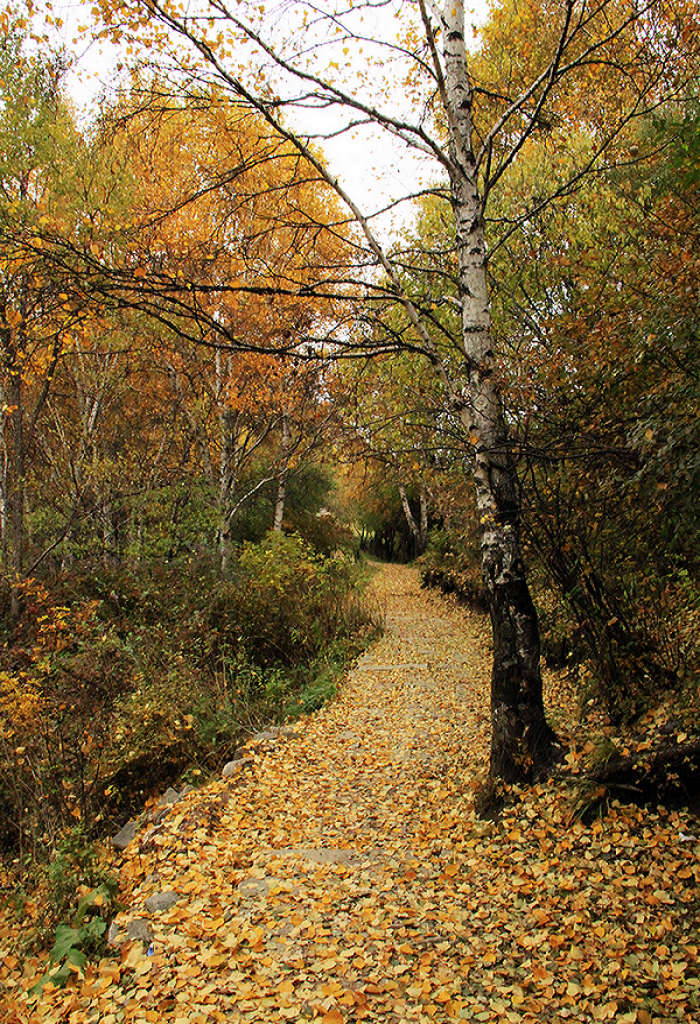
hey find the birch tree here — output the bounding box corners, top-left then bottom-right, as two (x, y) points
(76, 0), (696, 781)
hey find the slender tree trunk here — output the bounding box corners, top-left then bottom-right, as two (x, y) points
(442, 1), (555, 781)
(272, 412), (290, 533)
(398, 481), (425, 556)
(418, 484), (429, 553)
(101, 496), (119, 569)
(7, 369), (25, 580)
(216, 350), (238, 574)
(0, 378), (7, 570)
(218, 407), (236, 574)
(272, 473), (287, 533)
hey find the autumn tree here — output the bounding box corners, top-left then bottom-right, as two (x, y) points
(35, 0), (696, 781)
(0, 12), (85, 587)
(106, 90), (351, 567)
(492, 101), (700, 716)
(18, 76), (352, 571)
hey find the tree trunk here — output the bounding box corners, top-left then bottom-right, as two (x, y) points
(218, 406), (236, 574)
(101, 496), (119, 568)
(216, 350), (237, 574)
(418, 484), (429, 553)
(398, 481), (427, 556)
(442, 1), (555, 782)
(7, 369), (25, 580)
(272, 473), (287, 533)
(272, 412), (290, 533)
(0, 378), (7, 570)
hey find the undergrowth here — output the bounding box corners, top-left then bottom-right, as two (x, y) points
(0, 533), (381, 896)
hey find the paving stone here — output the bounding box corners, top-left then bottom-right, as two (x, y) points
(237, 877), (275, 899)
(355, 662), (429, 671)
(126, 919), (154, 943)
(222, 757), (248, 778)
(145, 890), (180, 913)
(250, 729), (277, 744)
(274, 846), (363, 866)
(112, 819), (136, 851)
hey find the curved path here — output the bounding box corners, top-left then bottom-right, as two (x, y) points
(12, 564), (698, 1024)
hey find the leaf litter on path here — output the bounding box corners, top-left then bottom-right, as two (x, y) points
(2, 564), (697, 1023)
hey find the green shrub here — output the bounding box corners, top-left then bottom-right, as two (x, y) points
(419, 529), (488, 610)
(41, 826), (118, 936)
(1, 534), (377, 864)
(227, 531), (362, 665)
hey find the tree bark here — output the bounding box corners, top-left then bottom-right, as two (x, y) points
(418, 484), (429, 554)
(6, 365), (25, 580)
(101, 495), (120, 568)
(272, 412), (290, 533)
(218, 405), (236, 574)
(0, 377), (8, 569)
(398, 481), (428, 556)
(216, 349), (237, 574)
(440, 0), (555, 781)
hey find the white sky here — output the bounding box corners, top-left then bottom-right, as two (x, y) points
(47, 1), (490, 236)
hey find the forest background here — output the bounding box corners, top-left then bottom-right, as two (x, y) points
(0, 0), (698, 965)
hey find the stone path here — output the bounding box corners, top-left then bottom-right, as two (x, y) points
(96, 564), (494, 1022)
(14, 564), (699, 1024)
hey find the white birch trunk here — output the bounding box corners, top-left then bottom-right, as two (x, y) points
(272, 412), (290, 534)
(216, 349), (236, 573)
(440, 0), (554, 781)
(418, 484), (429, 553)
(398, 481), (426, 556)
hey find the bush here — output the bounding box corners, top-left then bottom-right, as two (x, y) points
(39, 826), (118, 945)
(0, 534), (377, 864)
(26, 826), (119, 992)
(230, 532), (361, 664)
(419, 529), (489, 610)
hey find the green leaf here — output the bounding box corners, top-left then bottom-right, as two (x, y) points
(66, 947), (88, 971)
(49, 924), (81, 963)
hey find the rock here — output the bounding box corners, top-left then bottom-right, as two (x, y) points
(107, 917), (154, 946)
(126, 919), (154, 943)
(250, 730), (277, 745)
(180, 783), (194, 796)
(278, 725), (298, 738)
(139, 826), (161, 850)
(237, 877), (275, 899)
(277, 846), (360, 866)
(158, 786), (180, 806)
(222, 757), (248, 778)
(145, 890), (180, 913)
(112, 819), (136, 851)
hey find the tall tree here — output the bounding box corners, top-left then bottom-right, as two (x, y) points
(63, 0), (699, 780)
(0, 12), (83, 588)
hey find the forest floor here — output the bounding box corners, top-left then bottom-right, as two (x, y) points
(2, 563), (698, 1024)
